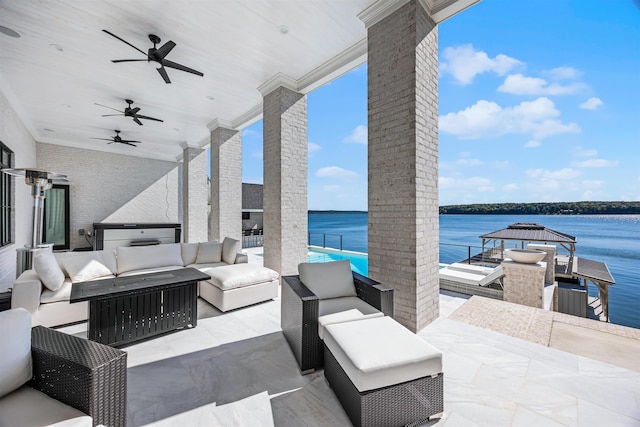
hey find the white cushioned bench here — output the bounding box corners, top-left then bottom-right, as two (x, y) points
(323, 316), (443, 427)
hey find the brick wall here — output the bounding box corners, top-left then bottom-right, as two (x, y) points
(263, 86), (308, 276)
(528, 244), (556, 284)
(367, 0), (439, 332)
(182, 147), (208, 243)
(37, 143), (179, 249)
(0, 90), (37, 281)
(209, 127), (242, 242)
(503, 260), (546, 308)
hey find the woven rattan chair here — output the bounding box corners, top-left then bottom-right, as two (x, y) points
(281, 268), (393, 373)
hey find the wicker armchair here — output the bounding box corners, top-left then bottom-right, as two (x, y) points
(0, 307), (127, 427)
(281, 270), (393, 373)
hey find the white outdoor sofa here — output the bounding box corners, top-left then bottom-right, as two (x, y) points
(11, 237), (279, 327)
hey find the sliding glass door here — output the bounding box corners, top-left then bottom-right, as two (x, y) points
(43, 184), (70, 250)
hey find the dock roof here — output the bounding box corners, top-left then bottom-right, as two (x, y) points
(575, 257), (615, 285)
(480, 222), (577, 244)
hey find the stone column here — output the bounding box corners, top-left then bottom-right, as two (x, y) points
(502, 261), (547, 308)
(364, 0), (439, 332)
(209, 126), (242, 242)
(261, 85), (308, 276)
(182, 146), (208, 243)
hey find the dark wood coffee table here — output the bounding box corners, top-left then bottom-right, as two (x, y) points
(70, 267), (211, 347)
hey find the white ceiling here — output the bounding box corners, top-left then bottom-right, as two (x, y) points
(0, 0), (377, 161)
(0, 0), (477, 162)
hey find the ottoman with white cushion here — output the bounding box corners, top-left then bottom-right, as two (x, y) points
(198, 263), (280, 312)
(323, 316), (443, 427)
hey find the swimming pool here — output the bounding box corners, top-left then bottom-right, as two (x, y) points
(307, 246), (369, 275)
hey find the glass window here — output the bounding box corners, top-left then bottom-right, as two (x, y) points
(43, 184), (70, 250)
(0, 142), (13, 247)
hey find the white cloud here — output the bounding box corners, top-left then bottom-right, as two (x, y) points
(308, 142), (322, 153)
(582, 180), (604, 188)
(579, 97), (603, 110)
(439, 97), (580, 140)
(503, 183), (519, 191)
(323, 185), (341, 192)
(343, 125), (367, 144)
(573, 159), (619, 168)
(498, 74), (586, 95)
(440, 45), (522, 85)
(316, 166), (358, 179)
(525, 168), (581, 190)
(456, 158), (483, 166)
(545, 67), (580, 80)
(439, 177), (455, 188)
(575, 147), (597, 157)
(494, 160), (511, 169)
(525, 140), (541, 148)
(438, 176), (493, 192)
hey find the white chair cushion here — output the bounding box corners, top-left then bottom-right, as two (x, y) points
(196, 242), (223, 264)
(324, 316), (443, 392)
(202, 264), (279, 291)
(61, 253), (113, 282)
(221, 237), (240, 264)
(181, 243), (199, 266)
(116, 243), (183, 274)
(117, 266), (184, 277)
(318, 296), (381, 317)
(317, 309), (384, 340)
(0, 386), (92, 427)
(298, 260), (357, 300)
(33, 250), (65, 291)
(0, 308), (32, 399)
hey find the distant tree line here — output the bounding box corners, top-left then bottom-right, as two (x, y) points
(439, 201), (640, 215)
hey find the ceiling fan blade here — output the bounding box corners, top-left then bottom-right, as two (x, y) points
(120, 139), (141, 143)
(102, 30), (149, 57)
(133, 117), (143, 126)
(162, 59), (204, 77)
(157, 66), (171, 84)
(101, 114), (123, 117)
(111, 59), (148, 63)
(95, 103), (123, 113)
(91, 138), (114, 141)
(122, 142), (138, 147)
(128, 107), (141, 115)
(136, 114), (164, 122)
(155, 40), (176, 60)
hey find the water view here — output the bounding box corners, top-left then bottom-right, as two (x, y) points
(308, 211), (640, 329)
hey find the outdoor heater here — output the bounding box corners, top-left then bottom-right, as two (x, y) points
(1, 168), (67, 276)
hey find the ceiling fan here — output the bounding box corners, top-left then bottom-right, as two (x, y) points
(103, 30), (204, 84)
(95, 99), (163, 126)
(92, 130), (141, 147)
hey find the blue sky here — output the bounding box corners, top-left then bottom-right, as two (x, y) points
(238, 0), (640, 210)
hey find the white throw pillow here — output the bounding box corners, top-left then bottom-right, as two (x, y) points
(62, 253), (113, 282)
(298, 260), (356, 300)
(0, 308), (32, 399)
(181, 243), (200, 266)
(196, 242), (223, 264)
(221, 237), (240, 264)
(33, 250), (65, 291)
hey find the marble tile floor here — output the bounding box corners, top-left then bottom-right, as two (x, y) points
(57, 289), (640, 427)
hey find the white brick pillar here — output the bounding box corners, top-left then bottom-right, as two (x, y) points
(261, 85), (308, 276)
(363, 0), (439, 332)
(528, 244), (556, 284)
(182, 146), (208, 243)
(209, 126), (242, 242)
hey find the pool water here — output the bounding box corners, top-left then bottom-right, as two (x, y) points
(307, 247), (369, 275)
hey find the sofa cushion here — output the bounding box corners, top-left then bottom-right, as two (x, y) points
(324, 316), (442, 392)
(117, 265), (184, 277)
(196, 242), (223, 264)
(0, 308), (32, 399)
(54, 250), (117, 277)
(317, 309), (384, 340)
(201, 264), (279, 291)
(41, 279), (73, 304)
(0, 386), (92, 427)
(33, 250), (65, 292)
(298, 260), (356, 300)
(61, 252), (113, 283)
(181, 243), (199, 266)
(221, 237), (240, 264)
(318, 296), (381, 317)
(188, 262), (228, 269)
(116, 243), (184, 275)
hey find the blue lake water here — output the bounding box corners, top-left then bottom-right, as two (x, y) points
(308, 211), (640, 329)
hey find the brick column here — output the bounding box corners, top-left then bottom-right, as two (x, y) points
(262, 85), (308, 276)
(209, 126), (242, 242)
(528, 244), (556, 284)
(502, 261), (547, 309)
(182, 146), (208, 243)
(364, 0), (439, 332)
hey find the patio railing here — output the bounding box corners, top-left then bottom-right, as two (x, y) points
(308, 232), (343, 251)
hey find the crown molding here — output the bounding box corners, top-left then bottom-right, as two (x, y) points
(359, 0), (480, 27)
(358, 0), (410, 28)
(257, 73), (299, 97)
(207, 118), (234, 131)
(231, 103), (263, 130)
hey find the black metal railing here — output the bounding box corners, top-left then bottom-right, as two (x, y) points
(308, 232), (343, 251)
